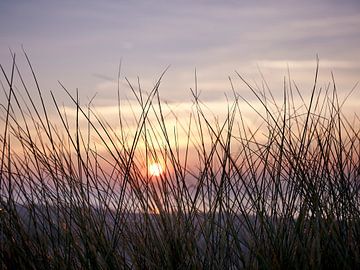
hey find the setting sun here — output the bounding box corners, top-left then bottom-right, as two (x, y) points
(148, 163), (163, 177)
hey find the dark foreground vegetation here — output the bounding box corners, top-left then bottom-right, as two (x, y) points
(1, 54), (360, 269)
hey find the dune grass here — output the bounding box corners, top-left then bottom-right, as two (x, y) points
(1, 53), (360, 269)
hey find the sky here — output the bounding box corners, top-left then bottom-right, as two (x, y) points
(1, 0), (360, 160)
(1, 0), (360, 102)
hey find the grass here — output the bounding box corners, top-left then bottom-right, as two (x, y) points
(1, 53), (360, 269)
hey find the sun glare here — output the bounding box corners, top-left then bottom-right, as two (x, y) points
(149, 163), (163, 177)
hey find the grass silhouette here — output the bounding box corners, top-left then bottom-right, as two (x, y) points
(1, 53), (360, 269)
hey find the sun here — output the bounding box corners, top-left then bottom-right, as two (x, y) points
(148, 162), (163, 177)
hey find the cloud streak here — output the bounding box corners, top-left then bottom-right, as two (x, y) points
(0, 0), (359, 105)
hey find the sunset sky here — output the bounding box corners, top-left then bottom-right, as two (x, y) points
(1, 0), (359, 100)
(1, 0), (360, 150)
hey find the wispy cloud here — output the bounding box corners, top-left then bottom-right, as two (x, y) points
(0, 0), (359, 105)
(255, 60), (360, 69)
